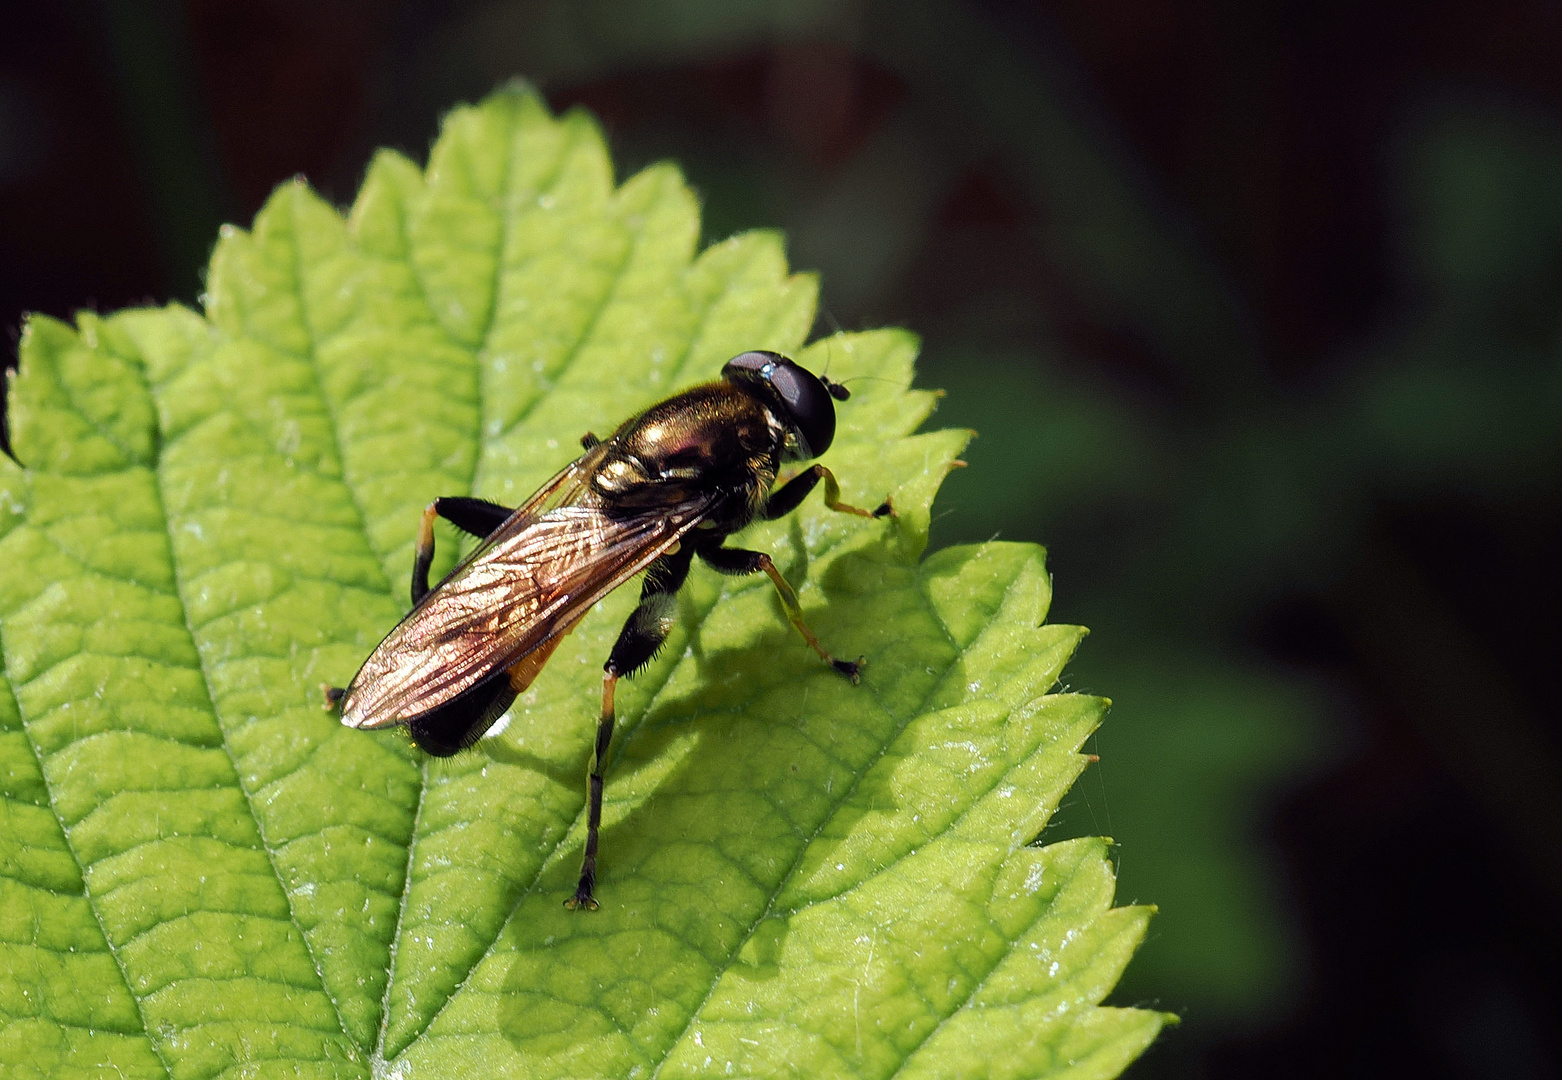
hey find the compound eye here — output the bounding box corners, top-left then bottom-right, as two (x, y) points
(721, 351), (784, 381)
(766, 359), (836, 460)
(721, 351), (837, 458)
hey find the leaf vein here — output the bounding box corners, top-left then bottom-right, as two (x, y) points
(487, 167), (666, 450)
(113, 910), (296, 956)
(2, 670), (175, 1078)
(139, 232), (368, 1052)
(374, 756), (427, 1063)
(383, 178), (746, 1054)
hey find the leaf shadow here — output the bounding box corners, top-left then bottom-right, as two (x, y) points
(493, 541), (953, 1048)
(472, 739), (582, 790)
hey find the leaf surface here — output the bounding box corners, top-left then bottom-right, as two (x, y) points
(0, 89), (1166, 1079)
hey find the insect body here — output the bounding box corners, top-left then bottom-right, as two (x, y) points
(326, 351), (892, 909)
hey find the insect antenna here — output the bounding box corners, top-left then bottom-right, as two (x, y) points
(819, 373), (909, 400)
(821, 375), (851, 401)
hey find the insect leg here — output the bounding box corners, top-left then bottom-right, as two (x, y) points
(760, 464), (894, 521)
(410, 497), (518, 606)
(567, 545), (695, 910)
(410, 504), (440, 606)
(699, 545), (864, 681)
(433, 496), (515, 539)
(566, 672), (616, 912)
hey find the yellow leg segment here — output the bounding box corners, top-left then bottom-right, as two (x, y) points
(817, 465), (895, 519)
(756, 553), (864, 682)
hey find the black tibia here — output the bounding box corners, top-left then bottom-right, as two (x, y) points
(407, 672), (517, 757)
(643, 543), (695, 596)
(411, 497), (517, 606)
(606, 545), (693, 677)
(698, 544), (767, 575)
(761, 464), (894, 521)
(434, 496), (515, 539)
(580, 432), (601, 450)
(566, 671), (618, 911)
(698, 544), (865, 682)
(566, 545), (694, 911)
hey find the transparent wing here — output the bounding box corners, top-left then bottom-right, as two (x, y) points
(341, 484), (715, 730)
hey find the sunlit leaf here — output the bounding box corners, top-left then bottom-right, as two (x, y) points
(0, 88), (1166, 1079)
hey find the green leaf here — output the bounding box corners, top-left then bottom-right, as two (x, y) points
(0, 88), (1167, 1078)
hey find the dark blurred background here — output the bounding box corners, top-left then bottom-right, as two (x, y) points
(4, 2), (1560, 1076)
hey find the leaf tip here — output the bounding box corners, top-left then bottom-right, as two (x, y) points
(493, 74), (542, 100)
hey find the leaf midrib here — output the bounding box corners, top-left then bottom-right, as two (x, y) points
(469, 106), (581, 462)
(483, 177), (648, 451)
(384, 244), (740, 1056)
(372, 119), (598, 1056)
(163, 196), (372, 1052)
(375, 117), (640, 1060)
(381, 153), (813, 1059)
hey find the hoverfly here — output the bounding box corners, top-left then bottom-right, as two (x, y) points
(325, 351), (893, 909)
